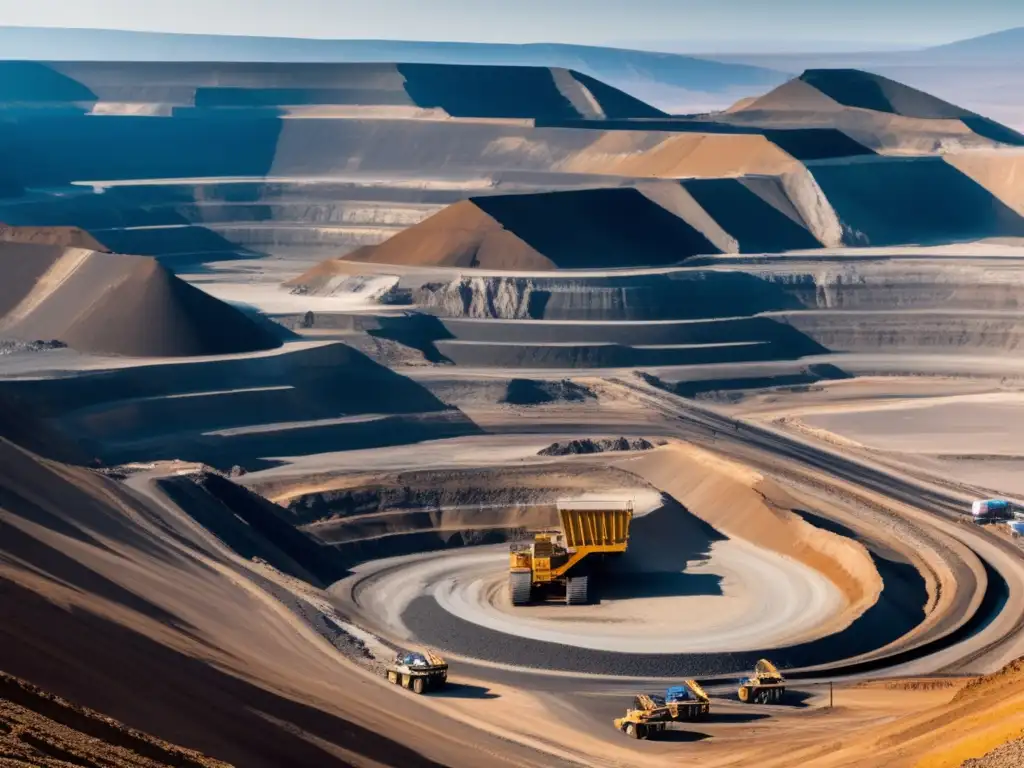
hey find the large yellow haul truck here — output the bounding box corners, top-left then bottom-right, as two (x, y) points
(508, 500), (632, 605)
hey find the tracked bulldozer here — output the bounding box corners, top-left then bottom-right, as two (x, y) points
(614, 681), (710, 739)
(738, 659), (786, 704)
(509, 500), (632, 605)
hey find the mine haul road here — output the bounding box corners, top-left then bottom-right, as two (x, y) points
(606, 378), (1024, 677)
(339, 374), (1024, 695)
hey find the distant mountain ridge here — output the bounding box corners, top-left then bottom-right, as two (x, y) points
(925, 27), (1024, 59)
(0, 26), (790, 112)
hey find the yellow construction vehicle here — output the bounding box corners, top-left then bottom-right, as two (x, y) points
(385, 650), (448, 695)
(613, 681), (710, 739)
(738, 659), (786, 704)
(509, 500), (632, 605)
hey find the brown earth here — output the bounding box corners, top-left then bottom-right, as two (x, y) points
(0, 671), (229, 767)
(618, 442), (883, 632)
(341, 187), (721, 270)
(0, 224), (108, 251)
(0, 242), (280, 357)
(0, 436), (551, 768)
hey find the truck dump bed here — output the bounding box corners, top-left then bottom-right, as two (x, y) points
(558, 501), (632, 551)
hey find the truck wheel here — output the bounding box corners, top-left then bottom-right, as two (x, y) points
(412, 677), (425, 695)
(625, 723), (638, 739)
(510, 571), (532, 606)
(777, 688), (785, 703)
(401, 674), (411, 689)
(566, 575), (589, 605)
(738, 686), (750, 702)
(387, 670), (398, 685)
(636, 724), (649, 740)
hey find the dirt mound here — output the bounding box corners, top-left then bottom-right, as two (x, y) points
(724, 70), (1024, 154)
(0, 671), (228, 767)
(539, 437), (654, 456)
(345, 188), (721, 270)
(746, 69), (974, 120)
(503, 378), (597, 405)
(0, 242), (281, 356)
(0, 338), (67, 354)
(963, 736), (1024, 768)
(0, 224), (108, 250)
(951, 657), (1024, 705)
(800, 69), (973, 119)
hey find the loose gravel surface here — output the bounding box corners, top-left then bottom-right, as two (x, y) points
(962, 735), (1024, 767)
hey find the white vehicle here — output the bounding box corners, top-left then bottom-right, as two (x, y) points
(971, 499), (1015, 522)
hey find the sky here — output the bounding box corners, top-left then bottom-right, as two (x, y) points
(0, 0), (1022, 52)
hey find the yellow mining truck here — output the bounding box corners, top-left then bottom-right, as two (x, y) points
(385, 650), (449, 694)
(508, 500), (632, 605)
(614, 681), (711, 739)
(738, 659), (786, 704)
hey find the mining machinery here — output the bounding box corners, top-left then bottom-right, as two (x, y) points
(385, 649), (448, 694)
(738, 659), (786, 704)
(614, 681), (710, 739)
(508, 500), (632, 605)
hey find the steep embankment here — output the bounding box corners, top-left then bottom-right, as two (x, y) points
(777, 658), (1024, 768)
(344, 187), (723, 270)
(621, 442), (883, 633)
(0, 436), (533, 767)
(0, 671), (229, 768)
(265, 463), (648, 568)
(0, 242), (281, 356)
(0, 342), (470, 469)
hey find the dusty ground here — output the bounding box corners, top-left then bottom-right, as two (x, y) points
(0, 671), (229, 767)
(1, 60), (1024, 768)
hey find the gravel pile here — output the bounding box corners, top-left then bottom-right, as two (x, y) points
(962, 735), (1024, 767)
(539, 437), (654, 456)
(0, 338), (67, 355)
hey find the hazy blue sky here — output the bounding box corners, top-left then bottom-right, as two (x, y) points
(1, 0), (1022, 51)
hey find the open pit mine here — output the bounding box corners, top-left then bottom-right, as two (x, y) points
(1, 58), (1024, 768)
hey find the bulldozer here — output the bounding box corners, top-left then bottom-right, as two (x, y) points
(614, 681), (710, 739)
(738, 659), (786, 704)
(385, 649), (448, 695)
(509, 500), (632, 605)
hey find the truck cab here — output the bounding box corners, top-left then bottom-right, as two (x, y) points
(972, 499), (1015, 523)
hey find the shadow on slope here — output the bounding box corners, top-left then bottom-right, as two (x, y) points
(0, 342), (477, 468)
(0, 576), (446, 768)
(810, 157), (1024, 246)
(681, 177), (822, 252)
(600, 496), (726, 600)
(348, 188), (720, 270)
(0, 61), (97, 106)
(397, 63), (664, 119)
(159, 471), (348, 586)
(799, 69), (973, 119)
(0, 112), (284, 187)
